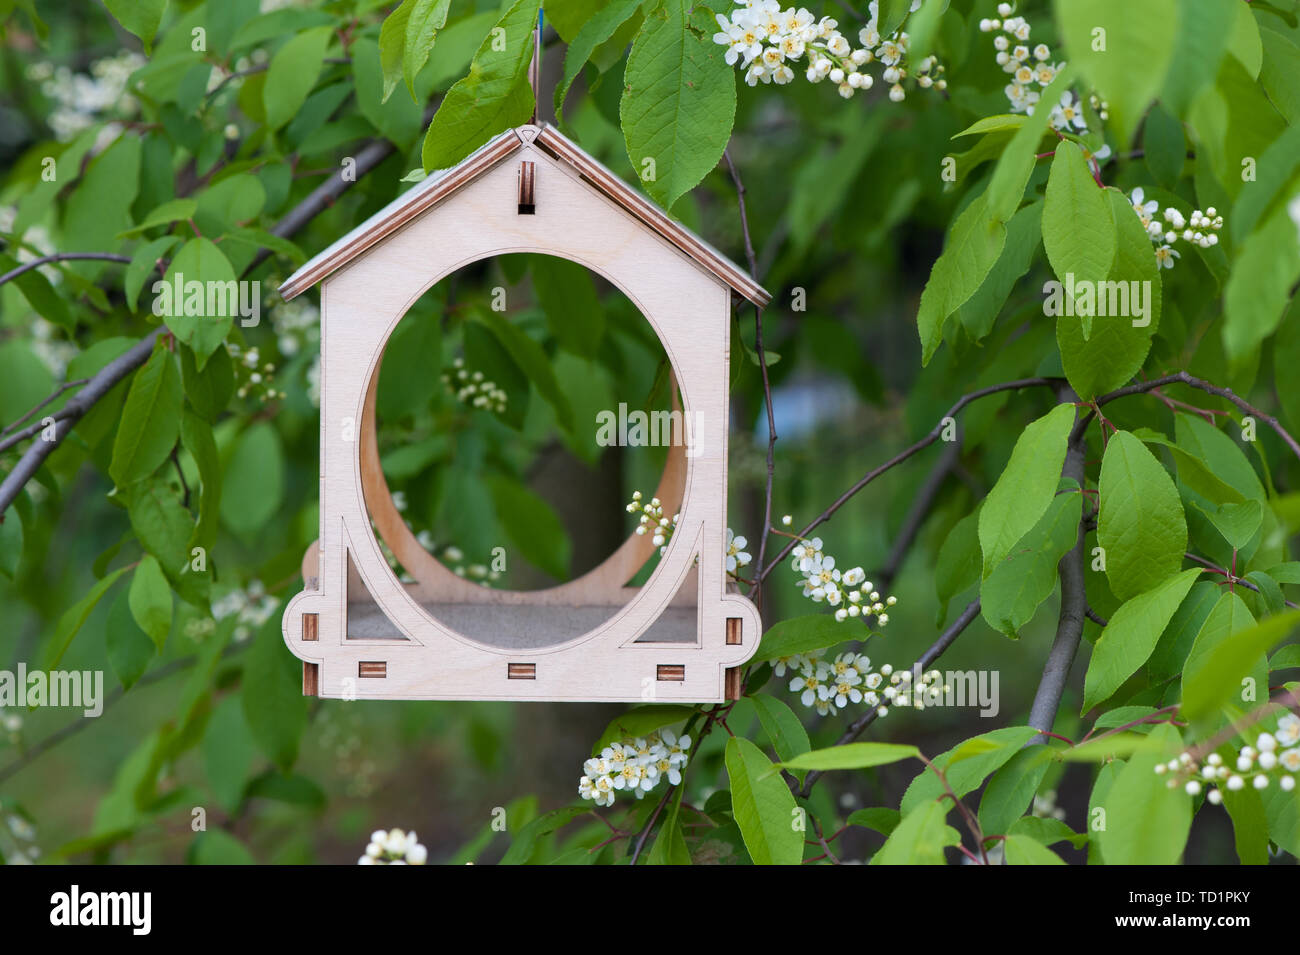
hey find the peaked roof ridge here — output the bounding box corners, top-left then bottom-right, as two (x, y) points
(278, 124), (770, 307)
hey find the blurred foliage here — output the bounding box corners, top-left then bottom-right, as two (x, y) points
(0, 0), (1298, 865)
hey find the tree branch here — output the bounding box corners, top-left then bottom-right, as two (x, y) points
(1094, 371), (1300, 464)
(759, 377), (1059, 583)
(0, 252), (130, 287)
(1, 127), (410, 515)
(1028, 391), (1088, 744)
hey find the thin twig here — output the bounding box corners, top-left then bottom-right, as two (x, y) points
(723, 148), (778, 612)
(1, 378), (88, 435)
(0, 252), (130, 287)
(759, 378), (1059, 583)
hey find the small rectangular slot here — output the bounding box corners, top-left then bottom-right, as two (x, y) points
(725, 667), (742, 701)
(303, 613), (318, 641)
(657, 664), (686, 682)
(507, 663), (536, 680)
(725, 617), (742, 645)
(518, 160), (536, 214)
(358, 661), (387, 679)
(303, 663), (319, 696)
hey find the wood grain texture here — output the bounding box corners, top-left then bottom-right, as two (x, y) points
(280, 127), (762, 703)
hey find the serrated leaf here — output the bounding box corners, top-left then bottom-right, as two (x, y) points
(263, 27), (332, 131)
(1098, 431), (1187, 601)
(1082, 568), (1202, 712)
(725, 737), (803, 865)
(619, 0), (736, 209)
(421, 0), (541, 170)
(979, 403), (1075, 577)
(109, 342), (182, 489)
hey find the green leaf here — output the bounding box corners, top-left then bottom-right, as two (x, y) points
(404, 0), (453, 100)
(1082, 568), (1202, 712)
(1182, 605), (1299, 723)
(500, 806), (588, 864)
(981, 491), (1081, 638)
(619, 0), (737, 209)
(935, 511), (980, 623)
(486, 477), (571, 579)
(1223, 204), (1300, 362)
(1055, 189), (1161, 398)
(978, 746), (1055, 837)
(128, 554), (173, 652)
(127, 476), (208, 608)
(1259, 27), (1300, 124)
(353, 37), (424, 148)
(750, 614), (847, 663)
(556, 0), (645, 120)
(109, 342), (182, 489)
(750, 693), (811, 767)
(241, 614), (307, 774)
(220, 422), (285, 539)
(979, 403), (1075, 577)
(380, 0), (414, 102)
(1192, 499), (1263, 551)
(263, 27), (332, 131)
(189, 829), (255, 865)
(952, 114), (1028, 138)
(900, 727), (1040, 814)
(1004, 833), (1066, 864)
(45, 566), (129, 669)
(180, 410), (222, 552)
(469, 309), (573, 431)
(116, 198), (197, 239)
(646, 787), (691, 865)
(916, 194), (1007, 366)
(421, 0), (541, 170)
(724, 737), (804, 865)
(1098, 431), (1188, 601)
(955, 200), (1043, 341)
(1009, 815), (1087, 849)
(1160, 0), (1236, 115)
(984, 65), (1076, 223)
(106, 588), (155, 690)
(160, 238), (240, 368)
(592, 705), (694, 754)
(871, 801), (960, 865)
(1222, 785), (1270, 865)
(1096, 723), (1191, 864)
(125, 235), (179, 311)
(1043, 143), (1117, 337)
(776, 742), (920, 773)
(846, 807), (901, 837)
(179, 342), (234, 423)
(531, 255), (604, 357)
(1053, 0), (1178, 146)
(104, 0), (167, 53)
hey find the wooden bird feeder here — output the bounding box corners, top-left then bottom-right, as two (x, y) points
(279, 123), (770, 703)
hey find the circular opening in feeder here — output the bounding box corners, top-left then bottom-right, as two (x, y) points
(356, 253), (697, 649)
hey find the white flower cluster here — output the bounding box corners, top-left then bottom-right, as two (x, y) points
(979, 3), (1104, 138)
(358, 828), (428, 865)
(1155, 714), (1300, 801)
(726, 528), (751, 575)
(27, 52), (144, 142)
(211, 578), (280, 642)
(225, 343), (285, 403)
(774, 652), (944, 717)
(2, 812), (39, 864)
(269, 297), (320, 358)
(578, 730), (691, 807)
(1128, 188), (1223, 271)
(713, 0), (945, 100)
(0, 705), (22, 740)
(443, 358), (507, 413)
(787, 531), (897, 623)
(628, 491), (678, 555)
